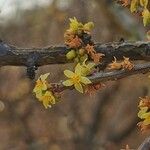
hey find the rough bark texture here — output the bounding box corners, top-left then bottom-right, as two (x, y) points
(0, 41), (150, 66)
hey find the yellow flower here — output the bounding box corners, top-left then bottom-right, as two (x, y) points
(138, 101), (150, 131)
(142, 8), (150, 26)
(140, 0), (148, 8)
(130, 0), (139, 13)
(83, 22), (94, 32)
(63, 63), (92, 93)
(33, 73), (50, 99)
(80, 59), (95, 76)
(69, 17), (83, 34)
(40, 91), (56, 109)
(138, 107), (150, 126)
(138, 107), (149, 118)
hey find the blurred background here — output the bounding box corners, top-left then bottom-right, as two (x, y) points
(0, 0), (150, 149)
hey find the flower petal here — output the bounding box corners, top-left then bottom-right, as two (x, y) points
(40, 73), (50, 81)
(35, 92), (43, 100)
(50, 96), (56, 104)
(74, 83), (83, 93)
(64, 70), (75, 78)
(63, 79), (74, 86)
(80, 77), (92, 85)
(43, 100), (49, 109)
(75, 63), (82, 75)
(87, 63), (95, 69)
(82, 58), (88, 66)
(143, 117), (150, 125)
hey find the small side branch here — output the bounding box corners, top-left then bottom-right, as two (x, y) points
(52, 62), (150, 92)
(90, 63), (150, 83)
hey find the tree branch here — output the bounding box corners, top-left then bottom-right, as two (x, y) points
(52, 62), (150, 92)
(1, 41), (150, 66)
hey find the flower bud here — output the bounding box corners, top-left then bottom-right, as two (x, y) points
(83, 22), (94, 31)
(66, 50), (76, 60)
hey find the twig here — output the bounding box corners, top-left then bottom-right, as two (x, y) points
(51, 62), (150, 92)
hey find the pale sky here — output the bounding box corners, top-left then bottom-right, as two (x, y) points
(0, 0), (52, 18)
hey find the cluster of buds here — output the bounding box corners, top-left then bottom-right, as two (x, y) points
(65, 17), (104, 63)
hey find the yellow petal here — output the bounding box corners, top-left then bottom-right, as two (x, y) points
(75, 63), (82, 75)
(40, 73), (50, 81)
(138, 111), (150, 119)
(130, 0), (139, 13)
(80, 77), (92, 85)
(74, 83), (83, 93)
(43, 100), (49, 109)
(87, 63), (95, 69)
(62, 79), (74, 86)
(143, 117), (150, 125)
(138, 107), (149, 118)
(142, 8), (150, 26)
(64, 70), (75, 78)
(82, 58), (88, 66)
(35, 91), (43, 100)
(140, 0), (148, 7)
(50, 96), (56, 104)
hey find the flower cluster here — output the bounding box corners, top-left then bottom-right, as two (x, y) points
(33, 73), (57, 109)
(33, 18), (105, 109)
(137, 96), (150, 132)
(63, 59), (95, 93)
(108, 57), (134, 70)
(65, 17), (104, 63)
(120, 0), (150, 26)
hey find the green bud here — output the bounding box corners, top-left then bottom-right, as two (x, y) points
(83, 22), (94, 31)
(66, 50), (76, 60)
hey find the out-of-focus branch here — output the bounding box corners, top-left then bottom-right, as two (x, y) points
(1, 41), (150, 66)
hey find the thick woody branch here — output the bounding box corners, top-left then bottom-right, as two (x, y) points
(0, 41), (150, 66)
